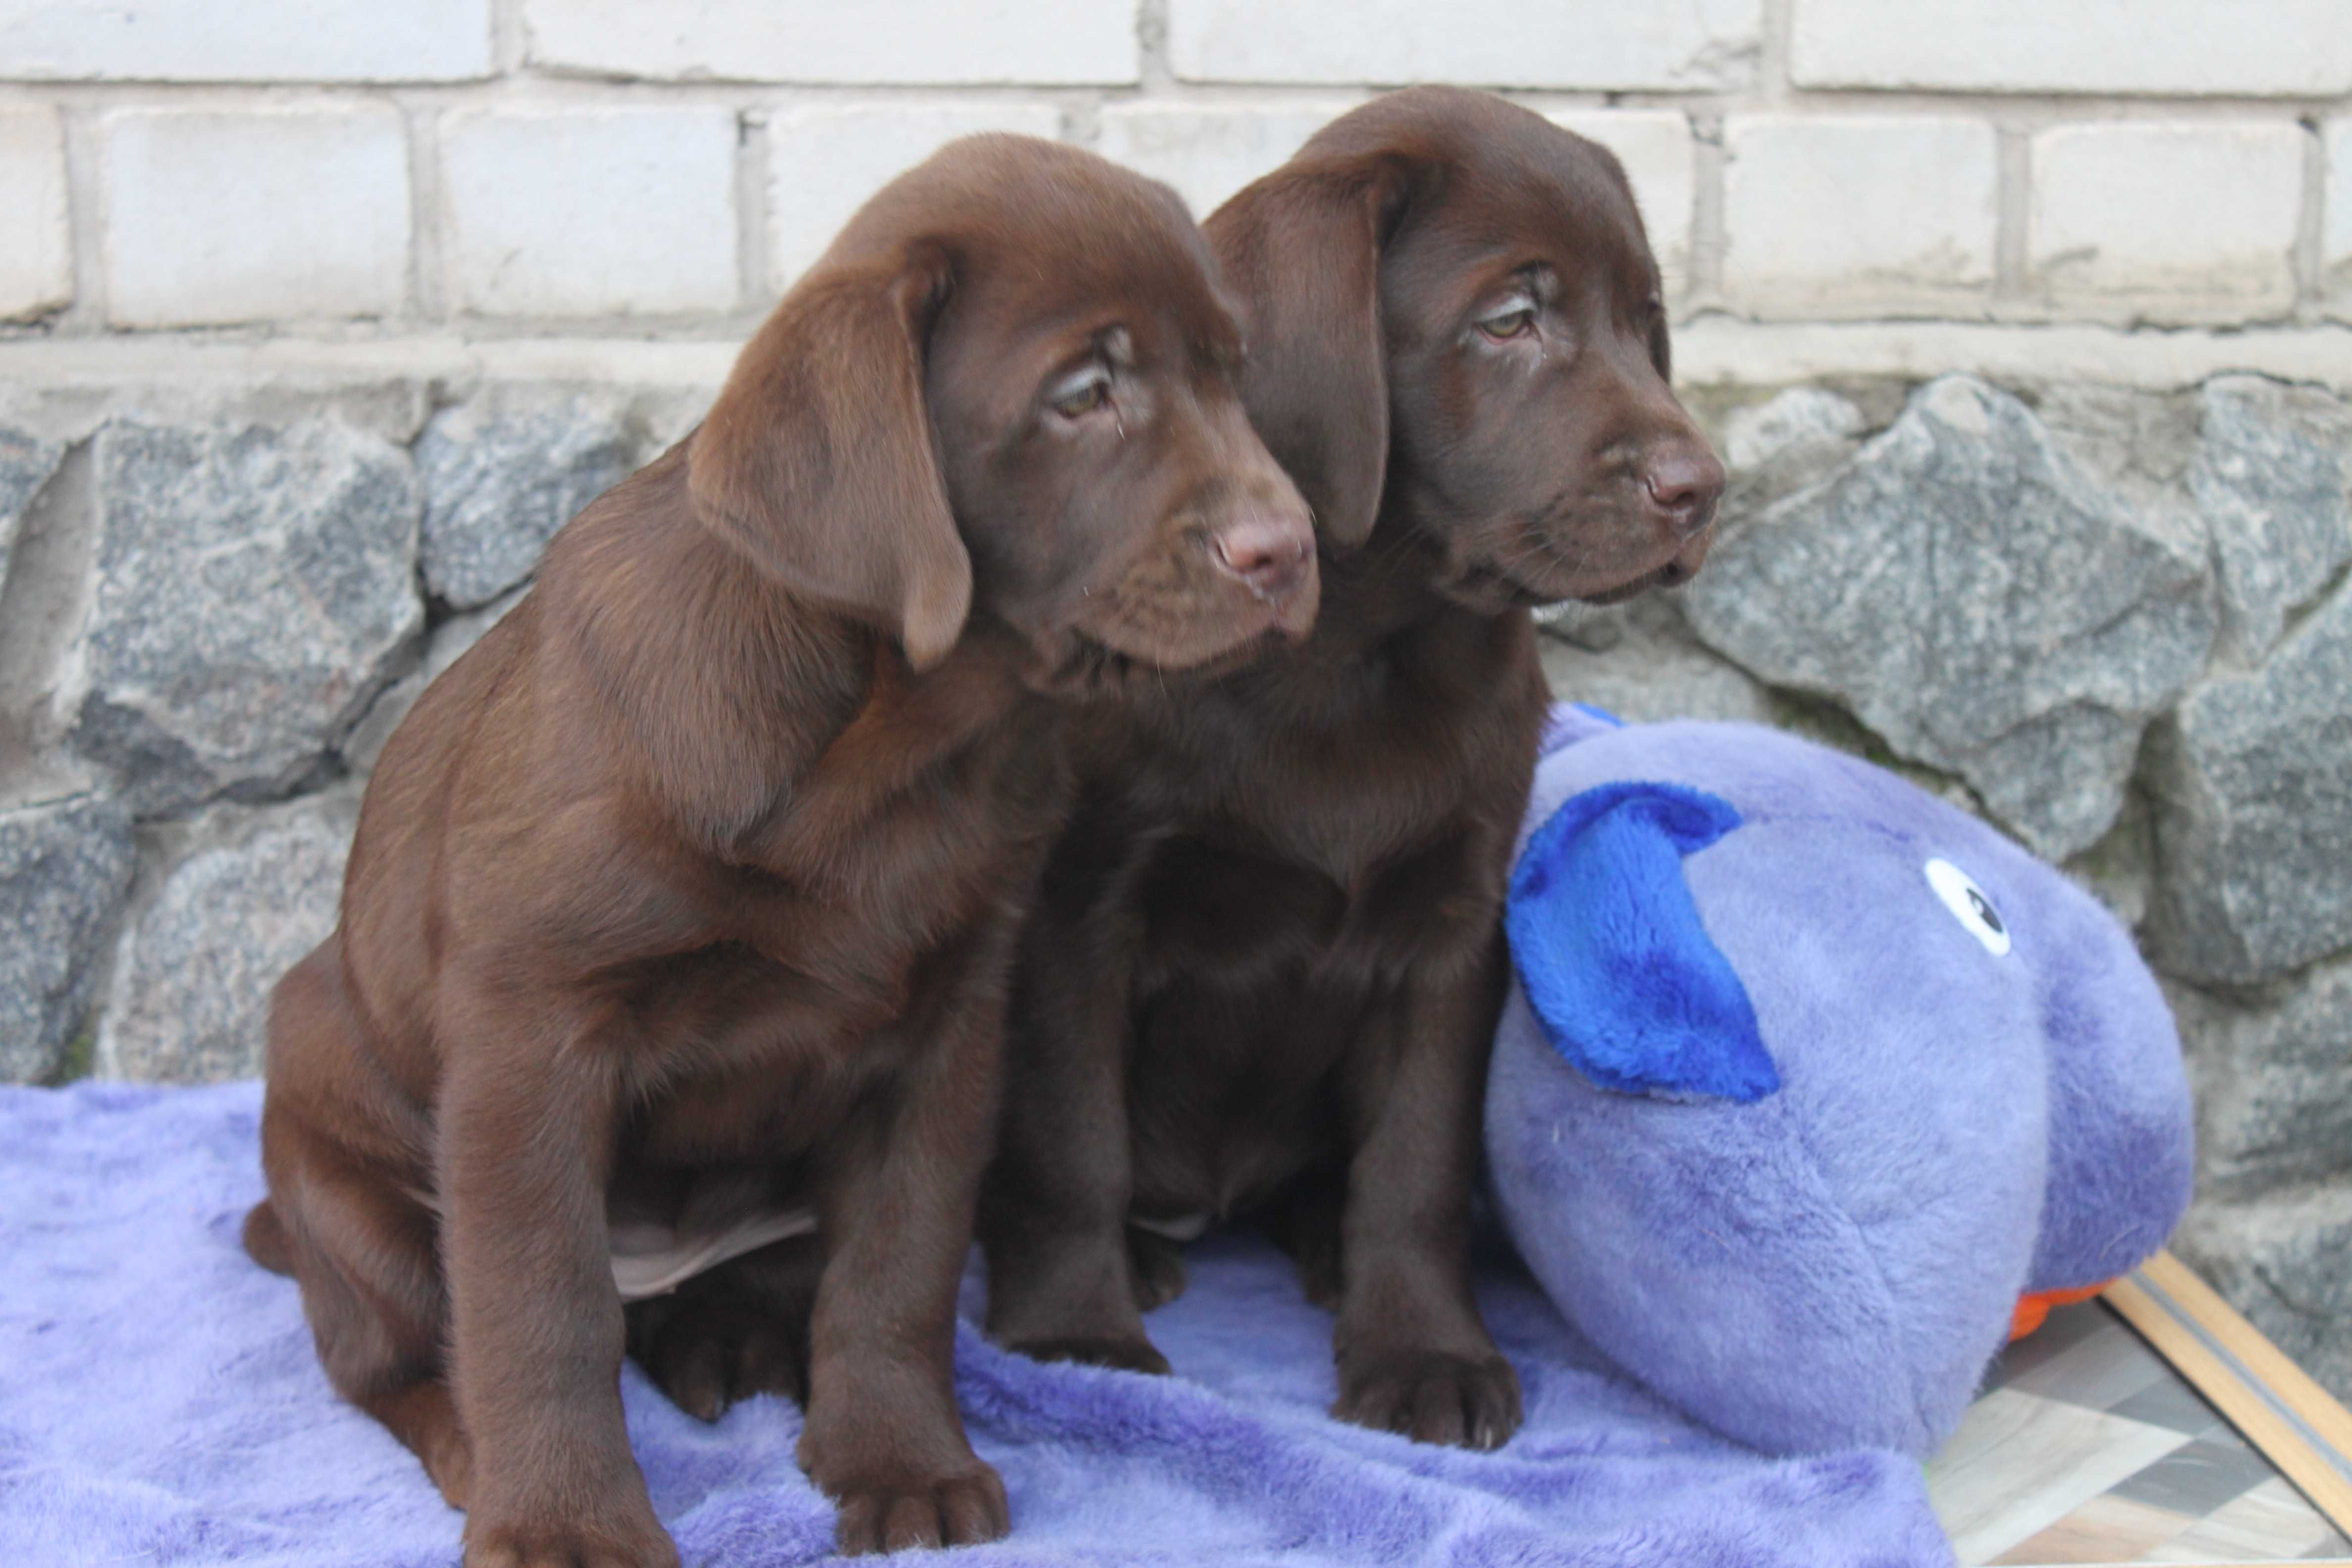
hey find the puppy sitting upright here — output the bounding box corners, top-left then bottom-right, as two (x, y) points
(980, 89), (1725, 1449)
(243, 135), (1315, 1566)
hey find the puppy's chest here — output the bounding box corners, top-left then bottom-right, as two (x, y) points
(628, 736), (1060, 1165)
(1132, 818), (1488, 989)
(1130, 715), (1504, 990)
(728, 716), (1062, 997)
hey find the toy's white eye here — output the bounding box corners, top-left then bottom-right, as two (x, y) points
(1924, 858), (2010, 956)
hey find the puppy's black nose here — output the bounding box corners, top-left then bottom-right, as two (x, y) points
(1214, 517), (1313, 605)
(1644, 448), (1726, 537)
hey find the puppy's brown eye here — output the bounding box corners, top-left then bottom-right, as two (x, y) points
(1477, 306), (1536, 342)
(1049, 365), (1112, 420)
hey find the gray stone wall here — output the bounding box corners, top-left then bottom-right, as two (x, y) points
(0, 378), (709, 1085)
(1, 369), (2345, 1405)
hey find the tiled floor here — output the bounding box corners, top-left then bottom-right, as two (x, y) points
(1925, 1301), (2352, 1565)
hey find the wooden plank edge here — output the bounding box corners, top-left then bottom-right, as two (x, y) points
(2135, 1252), (2352, 1461)
(2102, 1253), (2352, 1541)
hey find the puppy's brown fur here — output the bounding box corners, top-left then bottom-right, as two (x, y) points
(244, 134), (1314, 1567)
(979, 89), (1726, 1449)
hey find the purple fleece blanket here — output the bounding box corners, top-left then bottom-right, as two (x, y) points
(0, 1081), (1954, 1567)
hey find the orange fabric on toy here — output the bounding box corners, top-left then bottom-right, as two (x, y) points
(2009, 1282), (2112, 1341)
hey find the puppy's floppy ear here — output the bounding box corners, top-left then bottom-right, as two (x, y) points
(1206, 153), (1411, 551)
(688, 242), (970, 671)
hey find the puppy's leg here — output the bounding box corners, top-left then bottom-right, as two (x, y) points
(1126, 1225), (1189, 1315)
(255, 943), (472, 1508)
(625, 1232), (823, 1421)
(262, 1117), (473, 1506)
(437, 987), (677, 1568)
(801, 925), (1010, 1555)
(1259, 1165), (1348, 1312)
(980, 901), (1169, 1374)
(1328, 932), (1523, 1451)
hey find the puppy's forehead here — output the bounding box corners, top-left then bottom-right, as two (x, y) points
(837, 134), (1240, 348)
(1305, 88), (1659, 294)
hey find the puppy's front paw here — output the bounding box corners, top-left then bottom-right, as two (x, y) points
(462, 1508), (680, 1568)
(1009, 1332), (1172, 1376)
(1334, 1347), (1522, 1450)
(828, 1465), (1010, 1554)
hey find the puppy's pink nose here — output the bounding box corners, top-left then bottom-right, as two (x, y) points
(1214, 517), (1313, 605)
(1644, 449), (1726, 536)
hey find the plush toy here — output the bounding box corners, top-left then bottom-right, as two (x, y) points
(1485, 706), (2194, 1459)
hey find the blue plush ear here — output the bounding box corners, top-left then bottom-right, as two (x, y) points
(1506, 781), (1779, 1103)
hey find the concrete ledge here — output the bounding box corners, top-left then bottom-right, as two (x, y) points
(5, 321), (2352, 393)
(1670, 320), (2352, 392)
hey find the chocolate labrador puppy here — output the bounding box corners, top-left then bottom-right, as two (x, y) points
(243, 134), (1314, 1566)
(979, 89), (1725, 1449)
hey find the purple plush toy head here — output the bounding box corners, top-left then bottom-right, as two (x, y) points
(1486, 707), (2194, 1458)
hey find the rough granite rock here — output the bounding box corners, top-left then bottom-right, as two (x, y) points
(340, 586), (528, 774)
(0, 793), (136, 1083)
(1682, 374), (2216, 861)
(2166, 956), (2352, 1205)
(417, 388), (643, 610)
(2187, 377), (2352, 667)
(0, 424), (64, 594)
(415, 384), (711, 611)
(1719, 386), (1868, 519)
(1538, 595), (1776, 726)
(98, 787), (359, 1083)
(66, 419), (423, 816)
(2174, 1182), (2352, 1409)
(2145, 576), (2352, 984)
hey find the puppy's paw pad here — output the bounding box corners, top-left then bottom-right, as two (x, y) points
(1334, 1349), (1522, 1450)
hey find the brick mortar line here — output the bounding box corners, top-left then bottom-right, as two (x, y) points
(1757, 0), (1795, 106)
(490, 0), (524, 77)
(2297, 118), (2329, 313)
(1687, 113), (1727, 306)
(734, 107), (769, 309)
(4, 319), (2349, 388)
(52, 101), (106, 333)
(1995, 126), (2032, 301)
(0, 77), (2348, 115)
(397, 94), (446, 328)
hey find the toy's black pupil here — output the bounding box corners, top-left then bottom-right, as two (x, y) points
(1969, 889), (2004, 933)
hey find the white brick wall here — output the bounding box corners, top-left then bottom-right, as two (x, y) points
(2030, 123), (2307, 320)
(442, 107), (741, 318)
(1094, 103), (1355, 223)
(0, 0), (492, 82)
(768, 103), (1064, 290)
(524, 0), (1138, 84)
(1791, 0), (2352, 97)
(0, 106), (70, 321)
(100, 107), (412, 327)
(1547, 113), (1697, 294)
(1724, 116), (1998, 315)
(1167, 0), (1763, 90)
(0, 1), (2343, 345)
